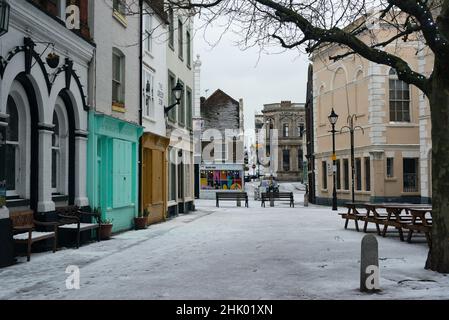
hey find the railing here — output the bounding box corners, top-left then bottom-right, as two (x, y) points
(403, 173), (419, 192)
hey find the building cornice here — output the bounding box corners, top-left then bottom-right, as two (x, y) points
(10, 1), (95, 66)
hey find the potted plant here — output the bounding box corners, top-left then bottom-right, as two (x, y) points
(134, 208), (149, 230)
(46, 52), (60, 69)
(99, 211), (113, 240)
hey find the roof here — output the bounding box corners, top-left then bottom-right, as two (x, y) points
(201, 89), (239, 108)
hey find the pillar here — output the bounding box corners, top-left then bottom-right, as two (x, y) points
(74, 131), (89, 207)
(37, 124), (55, 213)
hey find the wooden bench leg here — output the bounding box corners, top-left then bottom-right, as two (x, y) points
(53, 235), (57, 253)
(375, 223), (381, 235)
(27, 241), (32, 262)
(407, 229), (414, 243)
(398, 227), (404, 241)
(97, 228), (101, 242)
(355, 219), (360, 232)
(76, 229), (80, 249)
(363, 220), (368, 233)
(382, 224), (388, 237)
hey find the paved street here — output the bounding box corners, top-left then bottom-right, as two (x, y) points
(1, 189), (448, 300)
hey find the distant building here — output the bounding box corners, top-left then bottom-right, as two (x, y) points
(199, 89), (245, 199)
(311, 17), (433, 205)
(262, 101), (306, 181)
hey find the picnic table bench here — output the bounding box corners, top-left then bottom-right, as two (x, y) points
(407, 208), (432, 246)
(339, 202), (368, 232)
(216, 192), (249, 208)
(339, 202), (432, 247)
(261, 192), (294, 207)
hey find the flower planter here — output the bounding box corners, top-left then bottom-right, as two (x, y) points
(134, 217), (147, 230)
(46, 53), (60, 69)
(99, 224), (113, 240)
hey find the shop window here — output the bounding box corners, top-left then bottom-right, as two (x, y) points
(322, 161), (327, 190)
(169, 148), (177, 201)
(355, 158), (362, 191)
(386, 157), (394, 178)
(403, 158), (419, 192)
(51, 112), (60, 193)
(200, 170), (242, 190)
(365, 157), (371, 191)
(343, 159), (349, 190)
(336, 159), (341, 190)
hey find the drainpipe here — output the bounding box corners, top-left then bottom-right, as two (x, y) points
(138, 0), (143, 215)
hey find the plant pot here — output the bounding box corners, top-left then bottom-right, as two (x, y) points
(134, 217), (147, 230)
(99, 224), (113, 240)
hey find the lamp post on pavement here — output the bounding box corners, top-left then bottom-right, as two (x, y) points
(340, 114), (365, 204)
(328, 108), (339, 211)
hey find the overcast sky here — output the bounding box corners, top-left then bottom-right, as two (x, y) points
(193, 19), (310, 133)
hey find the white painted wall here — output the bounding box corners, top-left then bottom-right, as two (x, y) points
(89, 0), (140, 124)
(142, 4), (168, 137)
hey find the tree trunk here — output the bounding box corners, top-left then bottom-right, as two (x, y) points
(426, 57), (449, 273)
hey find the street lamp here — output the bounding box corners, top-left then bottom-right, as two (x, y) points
(328, 108), (339, 211)
(0, 0), (10, 37)
(164, 80), (184, 115)
(340, 114), (365, 204)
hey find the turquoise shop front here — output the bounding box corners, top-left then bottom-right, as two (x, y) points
(87, 112), (143, 233)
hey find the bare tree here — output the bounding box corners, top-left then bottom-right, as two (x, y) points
(168, 0), (449, 273)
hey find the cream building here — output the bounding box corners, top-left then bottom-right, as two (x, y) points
(311, 18), (433, 205)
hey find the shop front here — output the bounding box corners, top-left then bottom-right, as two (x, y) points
(141, 132), (170, 225)
(200, 164), (245, 199)
(87, 112), (143, 233)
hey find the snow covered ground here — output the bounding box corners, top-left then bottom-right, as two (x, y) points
(0, 183), (448, 300)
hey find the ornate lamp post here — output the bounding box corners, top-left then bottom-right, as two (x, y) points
(340, 114), (365, 204)
(328, 108), (339, 211)
(164, 80), (184, 115)
(0, 0), (10, 37)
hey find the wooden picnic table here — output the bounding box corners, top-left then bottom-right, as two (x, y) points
(407, 208), (432, 246)
(340, 202), (368, 232)
(381, 204), (432, 241)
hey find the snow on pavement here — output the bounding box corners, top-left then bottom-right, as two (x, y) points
(0, 190), (448, 300)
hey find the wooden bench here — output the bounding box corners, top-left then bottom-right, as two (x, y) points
(10, 210), (58, 262)
(216, 192), (249, 208)
(261, 192), (294, 207)
(56, 206), (101, 248)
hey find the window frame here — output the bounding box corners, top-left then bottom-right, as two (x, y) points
(143, 69), (155, 119)
(389, 68), (411, 123)
(178, 19), (184, 60)
(112, 49), (125, 106)
(143, 13), (153, 54)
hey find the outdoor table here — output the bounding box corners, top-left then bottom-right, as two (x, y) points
(407, 208), (433, 246)
(342, 202), (368, 232)
(362, 203), (389, 235)
(381, 204), (431, 241)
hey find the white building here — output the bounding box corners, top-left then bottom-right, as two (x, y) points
(165, 5), (195, 216)
(0, 0), (94, 222)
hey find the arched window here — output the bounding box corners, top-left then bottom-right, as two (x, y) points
(52, 112), (60, 193)
(283, 123), (289, 137)
(5, 97), (19, 194)
(389, 68), (410, 122)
